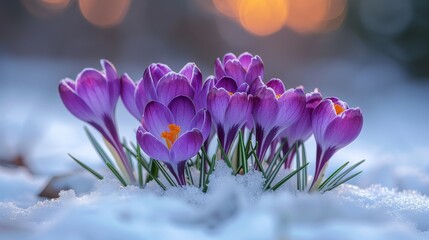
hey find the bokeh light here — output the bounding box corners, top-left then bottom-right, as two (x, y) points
(238, 0), (288, 36)
(21, 0), (70, 18)
(212, 0), (241, 18)
(284, 0), (347, 34)
(78, 0), (131, 28)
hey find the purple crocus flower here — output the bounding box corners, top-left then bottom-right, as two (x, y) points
(280, 89), (323, 168)
(214, 52), (264, 93)
(310, 97), (363, 191)
(121, 63), (209, 121)
(136, 96), (211, 186)
(59, 60), (135, 183)
(252, 79), (306, 161)
(207, 77), (253, 154)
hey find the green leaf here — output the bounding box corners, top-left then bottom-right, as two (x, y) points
(250, 142), (266, 178)
(152, 159), (177, 187)
(105, 161), (127, 187)
(318, 161), (350, 191)
(199, 147), (206, 188)
(185, 161), (194, 186)
(217, 138), (232, 168)
(265, 141), (287, 177)
(134, 154), (166, 190)
(328, 159), (365, 188)
(84, 127), (113, 165)
(295, 143), (302, 191)
(264, 143), (296, 190)
(271, 163), (309, 191)
(323, 171), (363, 192)
(301, 142), (308, 188)
(238, 130), (248, 174)
(68, 154), (104, 180)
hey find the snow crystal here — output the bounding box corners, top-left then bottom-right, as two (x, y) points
(1, 161), (429, 239)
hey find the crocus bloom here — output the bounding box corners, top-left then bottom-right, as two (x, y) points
(59, 60), (135, 183)
(279, 89), (323, 168)
(253, 79), (306, 161)
(310, 97), (363, 191)
(136, 96), (211, 186)
(121, 63), (210, 121)
(214, 52), (264, 94)
(207, 77), (253, 154)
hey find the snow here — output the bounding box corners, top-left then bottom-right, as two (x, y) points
(1, 162), (429, 240)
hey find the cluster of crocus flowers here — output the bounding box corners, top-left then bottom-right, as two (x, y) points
(59, 53), (363, 191)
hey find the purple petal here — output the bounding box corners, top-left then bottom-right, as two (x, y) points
(143, 101), (174, 142)
(222, 53), (237, 65)
(101, 60), (120, 110)
(189, 109), (212, 141)
(245, 55), (264, 85)
(238, 52), (252, 70)
(248, 77), (265, 95)
(170, 130), (203, 164)
(75, 69), (111, 116)
(276, 88), (306, 129)
(137, 127), (170, 162)
(143, 63), (172, 100)
(253, 87), (279, 130)
(215, 77), (238, 93)
(215, 58), (226, 80)
(180, 63), (203, 91)
(59, 79), (95, 122)
(322, 108), (363, 150)
(156, 73), (195, 106)
(120, 74), (141, 121)
(312, 99), (338, 144)
(266, 78), (286, 95)
(224, 92), (253, 130)
(207, 88), (230, 124)
(135, 79), (151, 118)
(224, 59), (246, 86)
(168, 96), (196, 131)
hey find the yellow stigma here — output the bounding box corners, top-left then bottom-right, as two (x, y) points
(334, 104), (345, 115)
(161, 124), (181, 149)
(228, 91), (233, 96)
(275, 94), (282, 99)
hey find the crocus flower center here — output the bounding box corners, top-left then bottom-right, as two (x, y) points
(334, 103), (345, 115)
(275, 94), (282, 99)
(228, 91), (233, 96)
(161, 124), (181, 149)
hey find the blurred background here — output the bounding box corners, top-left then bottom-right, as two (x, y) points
(1, 0), (429, 200)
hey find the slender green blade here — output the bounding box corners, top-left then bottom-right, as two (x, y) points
(296, 143), (302, 191)
(152, 159), (177, 187)
(301, 142), (308, 188)
(68, 154), (104, 180)
(238, 130), (248, 174)
(199, 148), (206, 188)
(84, 127), (114, 165)
(105, 161), (127, 186)
(323, 171), (363, 192)
(185, 161), (194, 186)
(329, 160), (365, 187)
(134, 154), (166, 190)
(217, 138), (232, 168)
(264, 143), (296, 190)
(318, 161), (350, 191)
(265, 141), (287, 176)
(250, 143), (266, 178)
(271, 163), (310, 191)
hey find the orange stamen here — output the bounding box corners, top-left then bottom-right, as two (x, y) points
(275, 94), (282, 99)
(161, 124), (181, 149)
(228, 91), (233, 96)
(334, 104), (345, 115)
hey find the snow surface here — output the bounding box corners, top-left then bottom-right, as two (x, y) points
(1, 162), (429, 240)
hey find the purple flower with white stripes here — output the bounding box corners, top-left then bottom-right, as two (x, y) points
(136, 96), (211, 186)
(58, 60), (135, 183)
